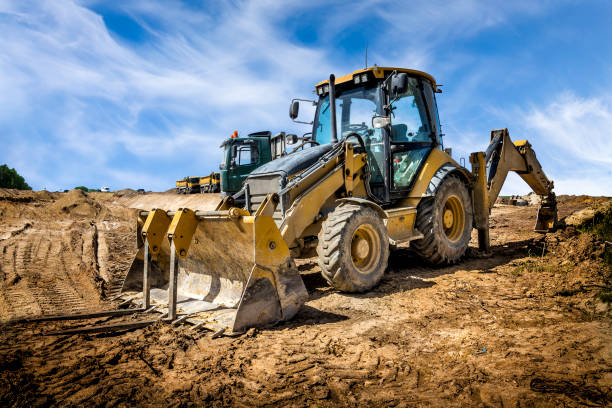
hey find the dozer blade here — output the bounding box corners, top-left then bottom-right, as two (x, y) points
(167, 208), (308, 333)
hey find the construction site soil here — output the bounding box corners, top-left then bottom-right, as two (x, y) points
(0, 189), (610, 407)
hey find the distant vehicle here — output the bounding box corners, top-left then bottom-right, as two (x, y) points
(137, 189), (145, 194)
(199, 172), (220, 193)
(175, 177), (201, 194)
(101, 186), (110, 192)
(176, 177), (188, 194)
(219, 130), (288, 196)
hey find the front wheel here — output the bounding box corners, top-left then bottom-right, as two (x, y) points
(317, 203), (389, 292)
(411, 175), (473, 264)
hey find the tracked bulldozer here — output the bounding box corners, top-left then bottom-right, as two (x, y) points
(120, 67), (558, 334)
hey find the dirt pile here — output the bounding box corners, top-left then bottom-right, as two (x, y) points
(522, 191), (540, 205)
(0, 190), (137, 322)
(48, 189), (101, 218)
(113, 191), (221, 212)
(0, 193), (610, 406)
(112, 188), (138, 198)
(0, 188), (55, 203)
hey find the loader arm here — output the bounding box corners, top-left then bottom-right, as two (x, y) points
(279, 142), (367, 250)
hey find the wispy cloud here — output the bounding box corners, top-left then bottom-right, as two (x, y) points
(524, 92), (612, 166)
(0, 0), (608, 196)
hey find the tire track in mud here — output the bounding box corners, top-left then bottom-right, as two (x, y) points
(0, 224), (101, 321)
(95, 224), (137, 298)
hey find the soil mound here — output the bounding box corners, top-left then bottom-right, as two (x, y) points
(49, 189), (101, 218)
(0, 189), (55, 203)
(541, 227), (606, 263)
(1, 194), (611, 406)
(564, 200), (612, 232)
(113, 189), (138, 198)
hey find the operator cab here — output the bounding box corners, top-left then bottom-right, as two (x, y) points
(292, 67), (443, 204)
(221, 139), (260, 169)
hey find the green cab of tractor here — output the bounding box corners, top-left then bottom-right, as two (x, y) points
(219, 131), (272, 196)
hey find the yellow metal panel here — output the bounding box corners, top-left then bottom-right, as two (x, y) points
(343, 144), (367, 196)
(513, 140), (529, 147)
(281, 166), (345, 248)
(167, 209), (199, 258)
(384, 207), (421, 244)
(142, 209), (171, 257)
(408, 149), (458, 198)
(254, 194), (279, 217)
(316, 67), (438, 91)
(254, 216), (291, 267)
(470, 152), (489, 230)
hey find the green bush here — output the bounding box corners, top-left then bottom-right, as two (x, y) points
(74, 186), (101, 192)
(0, 164), (32, 190)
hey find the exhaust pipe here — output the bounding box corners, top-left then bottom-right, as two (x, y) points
(329, 74), (338, 143)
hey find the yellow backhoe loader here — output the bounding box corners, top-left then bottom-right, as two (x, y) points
(119, 67), (557, 334)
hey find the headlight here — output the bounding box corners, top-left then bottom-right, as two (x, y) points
(361, 73), (368, 82)
(354, 75), (360, 84)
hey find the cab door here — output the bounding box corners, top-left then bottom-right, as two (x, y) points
(387, 77), (436, 199)
(228, 139), (260, 192)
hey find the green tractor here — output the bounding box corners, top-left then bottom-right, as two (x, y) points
(219, 131), (289, 196)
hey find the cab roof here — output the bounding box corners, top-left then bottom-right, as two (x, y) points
(315, 66), (438, 91)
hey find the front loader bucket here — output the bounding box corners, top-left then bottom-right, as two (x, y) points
(168, 209), (308, 333)
(122, 206), (308, 334)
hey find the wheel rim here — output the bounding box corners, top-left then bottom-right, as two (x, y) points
(442, 195), (465, 242)
(351, 224), (381, 274)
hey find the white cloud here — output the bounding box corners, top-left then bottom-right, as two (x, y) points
(0, 0), (598, 194)
(524, 92), (612, 166)
(0, 0), (335, 190)
(487, 92), (612, 196)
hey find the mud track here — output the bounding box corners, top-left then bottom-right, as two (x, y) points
(0, 189), (610, 406)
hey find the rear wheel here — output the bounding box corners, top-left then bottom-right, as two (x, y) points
(411, 175), (473, 264)
(317, 203), (389, 292)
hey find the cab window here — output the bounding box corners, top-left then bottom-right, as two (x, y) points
(389, 78), (431, 143)
(235, 144), (259, 166)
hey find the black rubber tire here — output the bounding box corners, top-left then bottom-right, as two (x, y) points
(317, 203), (390, 292)
(411, 175), (473, 265)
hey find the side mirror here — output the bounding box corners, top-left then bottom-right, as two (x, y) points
(391, 73), (408, 95)
(372, 116), (391, 129)
(286, 134), (298, 145)
(289, 100), (299, 119)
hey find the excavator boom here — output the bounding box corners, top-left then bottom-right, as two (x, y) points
(471, 128), (557, 251)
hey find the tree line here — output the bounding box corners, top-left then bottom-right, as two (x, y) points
(0, 164), (32, 190)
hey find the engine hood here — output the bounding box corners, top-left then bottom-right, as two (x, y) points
(248, 143), (334, 179)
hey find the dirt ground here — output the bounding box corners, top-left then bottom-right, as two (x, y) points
(0, 189), (610, 407)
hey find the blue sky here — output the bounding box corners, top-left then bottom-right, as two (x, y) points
(0, 0), (611, 195)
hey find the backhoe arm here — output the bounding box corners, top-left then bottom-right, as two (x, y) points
(472, 128), (557, 239)
(485, 128), (555, 207)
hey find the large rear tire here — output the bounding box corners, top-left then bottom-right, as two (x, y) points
(317, 203), (389, 292)
(411, 175), (473, 265)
